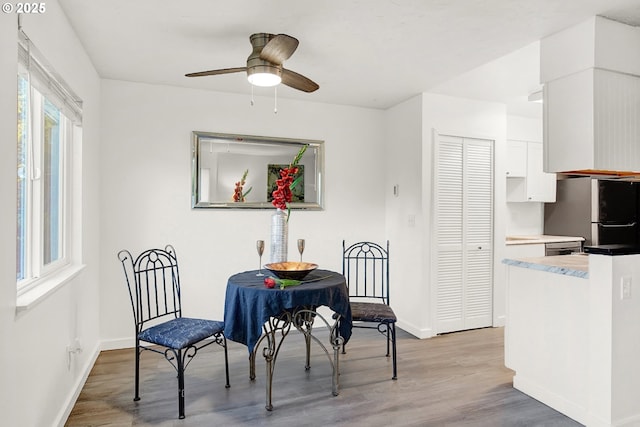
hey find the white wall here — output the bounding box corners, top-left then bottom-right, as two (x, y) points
(384, 95), (424, 336)
(0, 2), (102, 426)
(0, 11), (18, 427)
(99, 79), (387, 347)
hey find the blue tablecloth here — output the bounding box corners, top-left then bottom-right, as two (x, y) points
(224, 269), (352, 353)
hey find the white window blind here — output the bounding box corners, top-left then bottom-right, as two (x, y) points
(18, 30), (82, 124)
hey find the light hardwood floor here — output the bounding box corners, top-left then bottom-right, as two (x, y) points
(66, 327), (582, 427)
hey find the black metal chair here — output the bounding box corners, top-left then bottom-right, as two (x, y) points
(117, 245), (230, 419)
(342, 240), (397, 379)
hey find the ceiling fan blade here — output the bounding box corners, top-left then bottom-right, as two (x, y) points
(281, 68), (319, 92)
(260, 34), (299, 65)
(185, 67), (247, 78)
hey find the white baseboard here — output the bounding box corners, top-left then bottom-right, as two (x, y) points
(54, 343), (100, 427)
(608, 413), (640, 427)
(396, 319), (434, 339)
(513, 374), (585, 425)
(101, 337), (134, 351)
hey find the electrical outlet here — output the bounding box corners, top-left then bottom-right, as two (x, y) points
(621, 276), (632, 300)
(66, 338), (83, 370)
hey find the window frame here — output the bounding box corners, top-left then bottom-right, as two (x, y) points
(16, 30), (84, 308)
(17, 83), (74, 293)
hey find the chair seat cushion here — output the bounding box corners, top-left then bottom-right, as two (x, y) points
(350, 302), (397, 323)
(139, 317), (224, 350)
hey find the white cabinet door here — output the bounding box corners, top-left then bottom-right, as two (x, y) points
(464, 140), (494, 329)
(506, 141), (556, 202)
(434, 134), (494, 334)
(506, 140), (527, 177)
(525, 142), (556, 202)
(434, 136), (464, 333)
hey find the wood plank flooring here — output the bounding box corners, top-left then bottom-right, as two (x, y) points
(65, 327), (582, 426)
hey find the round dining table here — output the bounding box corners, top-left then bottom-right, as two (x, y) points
(223, 269), (352, 410)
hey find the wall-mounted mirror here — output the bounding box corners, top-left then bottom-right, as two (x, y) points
(191, 131), (324, 209)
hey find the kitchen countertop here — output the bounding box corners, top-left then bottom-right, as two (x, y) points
(505, 234), (585, 246)
(502, 254), (589, 279)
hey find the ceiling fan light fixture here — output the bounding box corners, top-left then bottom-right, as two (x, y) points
(247, 60), (283, 87)
(185, 32), (318, 93)
(247, 72), (282, 87)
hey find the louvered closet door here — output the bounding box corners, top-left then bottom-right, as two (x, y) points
(434, 134), (493, 334)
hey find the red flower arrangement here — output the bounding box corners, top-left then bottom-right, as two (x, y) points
(232, 169), (252, 202)
(271, 145), (307, 214)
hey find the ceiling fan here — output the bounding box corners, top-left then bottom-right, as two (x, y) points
(185, 33), (319, 93)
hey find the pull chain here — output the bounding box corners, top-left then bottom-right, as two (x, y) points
(274, 86), (278, 114)
(248, 84), (280, 113)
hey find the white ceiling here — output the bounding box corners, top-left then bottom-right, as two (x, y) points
(58, 0), (640, 114)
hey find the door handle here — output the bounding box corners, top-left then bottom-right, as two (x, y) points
(599, 222), (636, 228)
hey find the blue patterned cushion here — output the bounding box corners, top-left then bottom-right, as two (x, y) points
(350, 302), (396, 323)
(139, 317), (224, 349)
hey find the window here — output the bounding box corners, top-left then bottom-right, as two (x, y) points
(17, 30), (82, 295)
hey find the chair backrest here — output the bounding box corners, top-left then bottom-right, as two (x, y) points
(342, 240), (390, 305)
(118, 245), (182, 333)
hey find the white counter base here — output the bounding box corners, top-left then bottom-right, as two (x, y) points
(505, 254), (640, 427)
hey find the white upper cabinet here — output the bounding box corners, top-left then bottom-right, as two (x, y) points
(507, 140), (556, 202)
(505, 140), (527, 177)
(541, 17), (640, 173)
(544, 68), (640, 173)
(525, 142), (556, 202)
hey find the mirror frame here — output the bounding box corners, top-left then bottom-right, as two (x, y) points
(191, 131), (325, 209)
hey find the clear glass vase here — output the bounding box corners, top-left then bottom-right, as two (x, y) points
(270, 209), (288, 263)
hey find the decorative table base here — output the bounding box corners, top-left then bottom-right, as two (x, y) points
(248, 306), (343, 411)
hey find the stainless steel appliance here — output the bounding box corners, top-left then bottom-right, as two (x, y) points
(544, 177), (638, 246)
(545, 241), (583, 256)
